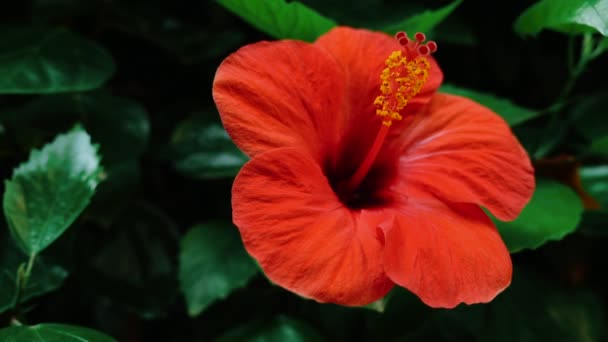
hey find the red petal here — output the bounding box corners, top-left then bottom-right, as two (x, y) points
(314, 27), (443, 173)
(232, 147), (394, 305)
(213, 40), (345, 159)
(395, 93), (535, 221)
(315, 27), (443, 123)
(382, 193), (512, 308)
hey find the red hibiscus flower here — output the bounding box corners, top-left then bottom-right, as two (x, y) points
(212, 27), (535, 308)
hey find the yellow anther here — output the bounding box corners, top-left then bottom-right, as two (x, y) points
(374, 50), (431, 126)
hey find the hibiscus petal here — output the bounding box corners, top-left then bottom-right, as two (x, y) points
(315, 26), (443, 123)
(382, 195), (512, 308)
(232, 147), (394, 305)
(213, 40), (345, 159)
(396, 93), (535, 221)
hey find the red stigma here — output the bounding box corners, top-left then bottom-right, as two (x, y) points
(418, 45), (429, 55)
(414, 32), (426, 42)
(395, 31), (406, 40)
(427, 41), (438, 52)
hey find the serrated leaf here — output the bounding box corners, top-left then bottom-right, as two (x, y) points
(179, 221), (258, 316)
(216, 0), (336, 42)
(0, 323), (116, 342)
(169, 114), (248, 179)
(0, 235), (67, 314)
(514, 0), (608, 37)
(382, 0), (463, 35)
(216, 316), (325, 342)
(440, 84), (541, 126)
(3, 126), (103, 254)
(0, 28), (115, 94)
(494, 180), (583, 253)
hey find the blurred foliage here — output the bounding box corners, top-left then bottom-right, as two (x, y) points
(0, 0), (607, 341)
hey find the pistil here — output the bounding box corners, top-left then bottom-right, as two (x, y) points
(345, 31), (435, 194)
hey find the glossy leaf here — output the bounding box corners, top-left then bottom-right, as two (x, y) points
(581, 165), (608, 208)
(494, 179), (584, 253)
(514, 0), (608, 36)
(0, 28), (115, 94)
(179, 221), (258, 316)
(441, 84), (541, 126)
(382, 0), (463, 35)
(3, 126), (103, 254)
(216, 0), (336, 42)
(0, 235), (67, 314)
(0, 323), (116, 341)
(216, 316), (325, 342)
(168, 115), (248, 179)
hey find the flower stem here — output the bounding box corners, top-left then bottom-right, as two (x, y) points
(12, 252), (37, 320)
(346, 124), (390, 193)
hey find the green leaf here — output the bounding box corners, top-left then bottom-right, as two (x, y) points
(0, 92), (150, 164)
(581, 165), (608, 208)
(168, 114), (248, 179)
(3, 126), (103, 254)
(0, 28), (115, 94)
(494, 179), (584, 253)
(179, 221), (258, 316)
(478, 270), (605, 342)
(216, 0), (336, 42)
(588, 136), (608, 156)
(0, 235), (67, 314)
(84, 203), (180, 319)
(216, 316), (325, 342)
(514, 0), (608, 36)
(440, 84), (541, 126)
(0, 323), (116, 341)
(382, 0), (463, 35)
(573, 90), (608, 141)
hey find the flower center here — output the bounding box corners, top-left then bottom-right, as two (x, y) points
(344, 32), (435, 196)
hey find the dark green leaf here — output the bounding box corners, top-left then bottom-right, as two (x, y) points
(84, 203), (179, 319)
(0, 28), (115, 94)
(573, 90), (608, 140)
(169, 114), (248, 179)
(589, 136), (608, 156)
(494, 179), (584, 253)
(514, 0), (608, 36)
(478, 270), (605, 342)
(382, 0), (463, 35)
(0, 323), (116, 341)
(0, 235), (67, 314)
(3, 126), (103, 254)
(1, 93), (150, 165)
(216, 0), (336, 42)
(581, 165), (608, 208)
(440, 84), (541, 126)
(216, 316), (325, 342)
(179, 221), (258, 316)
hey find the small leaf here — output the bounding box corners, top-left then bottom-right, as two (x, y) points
(0, 28), (115, 94)
(0, 234), (67, 314)
(440, 84), (541, 126)
(3, 126), (103, 254)
(179, 221), (258, 316)
(168, 114), (248, 179)
(216, 0), (336, 42)
(0, 323), (116, 341)
(494, 179), (584, 253)
(382, 0), (463, 35)
(514, 0), (608, 37)
(581, 165), (608, 208)
(216, 316), (325, 342)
